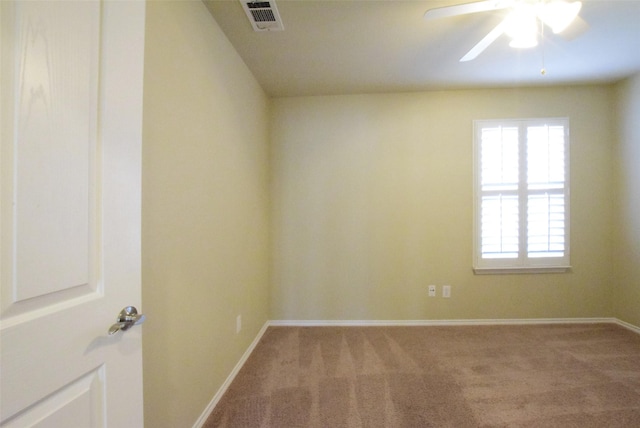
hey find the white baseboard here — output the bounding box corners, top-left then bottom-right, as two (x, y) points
(615, 318), (640, 335)
(192, 321), (270, 428)
(269, 317), (617, 327)
(194, 316), (639, 427)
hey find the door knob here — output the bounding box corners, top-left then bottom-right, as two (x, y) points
(108, 306), (146, 335)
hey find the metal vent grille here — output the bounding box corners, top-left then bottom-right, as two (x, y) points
(240, 0), (284, 31)
(251, 9), (276, 23)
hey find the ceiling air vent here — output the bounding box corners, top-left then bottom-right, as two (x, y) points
(240, 0), (284, 32)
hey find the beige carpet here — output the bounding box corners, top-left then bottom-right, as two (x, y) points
(205, 323), (640, 427)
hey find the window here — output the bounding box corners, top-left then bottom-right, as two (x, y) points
(473, 118), (570, 274)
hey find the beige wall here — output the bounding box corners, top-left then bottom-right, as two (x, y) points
(142, 1), (270, 427)
(613, 73), (640, 327)
(271, 86), (616, 321)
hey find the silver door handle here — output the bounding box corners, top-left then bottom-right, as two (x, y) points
(108, 306), (146, 335)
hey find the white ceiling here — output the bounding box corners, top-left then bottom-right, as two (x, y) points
(205, 0), (640, 97)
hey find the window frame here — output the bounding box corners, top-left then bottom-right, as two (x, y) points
(473, 118), (571, 274)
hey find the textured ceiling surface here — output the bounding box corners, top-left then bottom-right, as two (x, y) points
(205, 0), (640, 97)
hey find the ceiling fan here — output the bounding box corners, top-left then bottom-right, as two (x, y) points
(424, 0), (583, 62)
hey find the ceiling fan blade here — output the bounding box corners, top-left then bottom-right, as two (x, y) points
(424, 0), (511, 21)
(460, 20), (507, 62)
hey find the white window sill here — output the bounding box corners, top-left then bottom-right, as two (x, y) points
(473, 266), (572, 275)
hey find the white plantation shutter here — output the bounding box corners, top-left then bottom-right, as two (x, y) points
(527, 193), (565, 257)
(481, 194), (519, 258)
(474, 118), (570, 273)
(479, 126), (519, 259)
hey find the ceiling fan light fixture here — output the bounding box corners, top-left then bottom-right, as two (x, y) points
(505, 5), (539, 49)
(539, 1), (582, 34)
(509, 35), (538, 49)
(424, 0), (587, 62)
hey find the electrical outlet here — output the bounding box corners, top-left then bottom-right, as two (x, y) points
(442, 285), (451, 298)
(428, 285), (436, 297)
(236, 315), (242, 333)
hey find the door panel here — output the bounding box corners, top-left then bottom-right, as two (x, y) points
(9, 0), (99, 311)
(3, 368), (104, 428)
(1, 1), (145, 426)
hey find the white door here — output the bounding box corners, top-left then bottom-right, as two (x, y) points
(0, 0), (145, 426)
